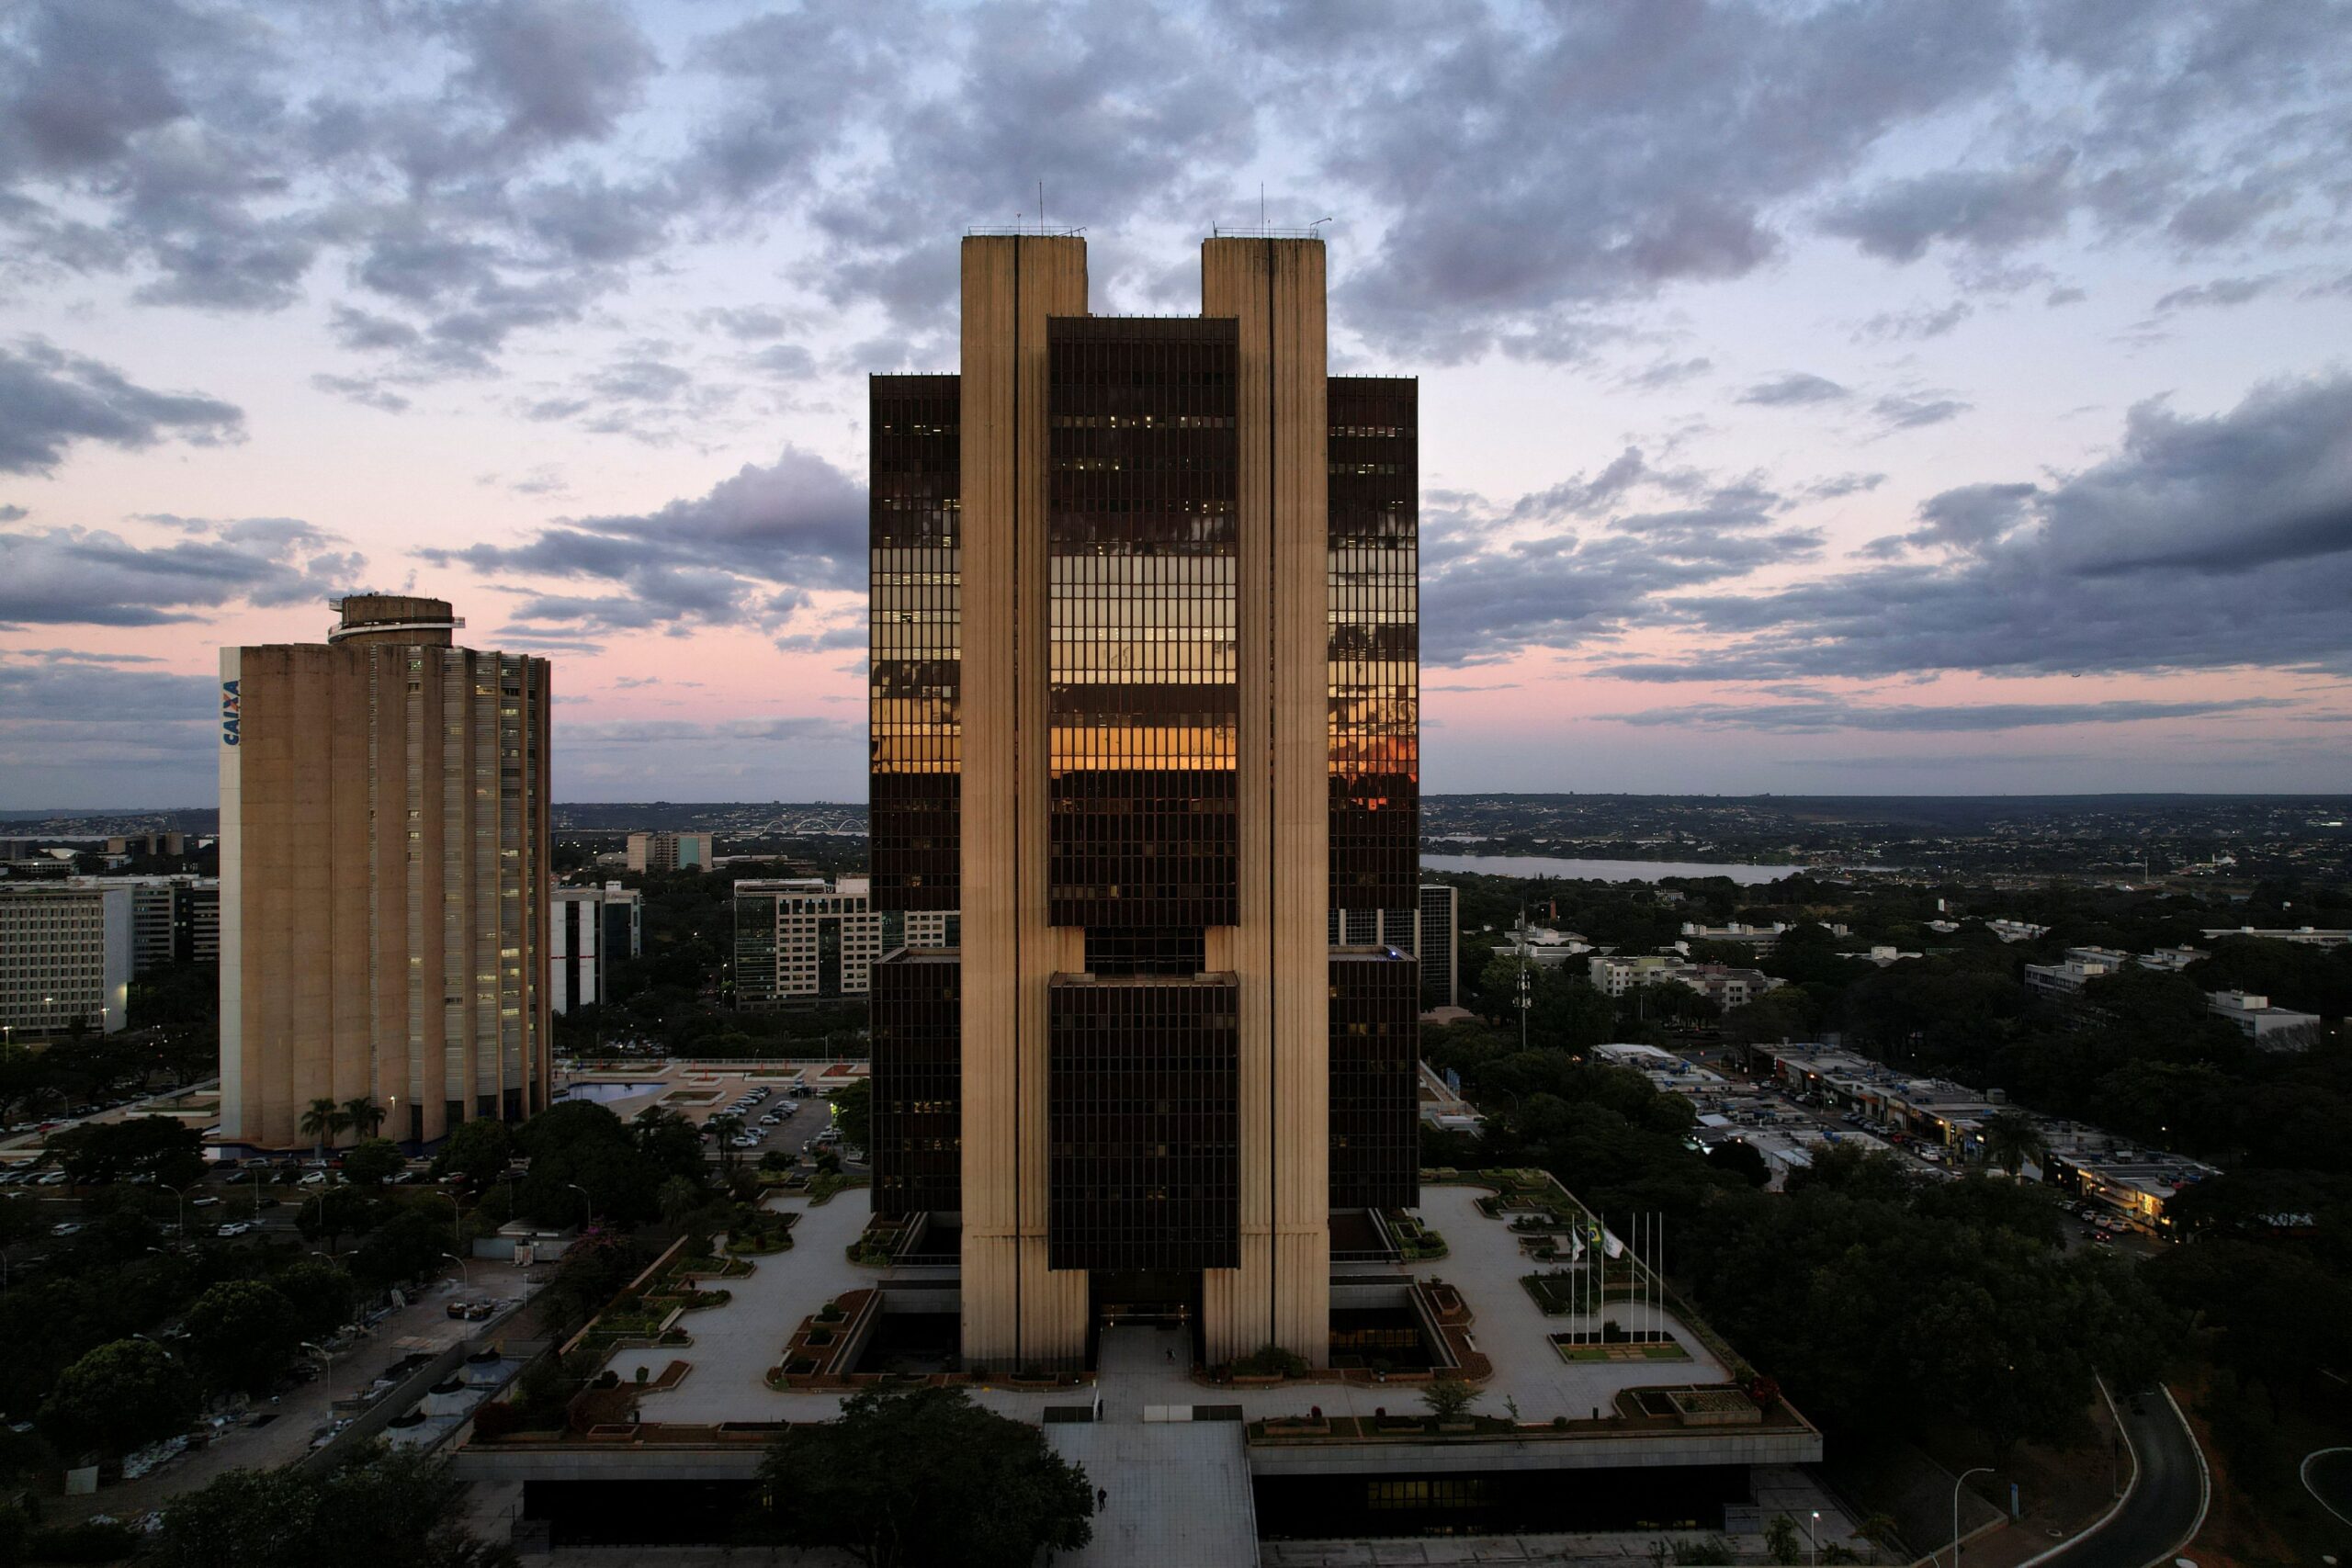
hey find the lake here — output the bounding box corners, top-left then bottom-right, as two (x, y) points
(1419, 853), (1800, 886)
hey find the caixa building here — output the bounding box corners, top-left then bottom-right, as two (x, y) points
(867, 231), (1421, 1371)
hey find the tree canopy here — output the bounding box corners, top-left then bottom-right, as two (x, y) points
(754, 1387), (1093, 1568)
(40, 1337), (197, 1459)
(185, 1280), (304, 1395)
(47, 1115), (205, 1188)
(150, 1445), (515, 1568)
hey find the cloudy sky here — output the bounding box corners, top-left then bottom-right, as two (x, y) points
(4, 0), (2350, 808)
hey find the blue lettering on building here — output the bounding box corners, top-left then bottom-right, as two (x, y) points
(221, 680), (241, 746)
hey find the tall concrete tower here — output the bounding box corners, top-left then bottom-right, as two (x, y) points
(868, 232), (1419, 1371)
(219, 595), (552, 1150)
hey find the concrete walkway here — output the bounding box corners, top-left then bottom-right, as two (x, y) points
(1048, 1326), (1258, 1568)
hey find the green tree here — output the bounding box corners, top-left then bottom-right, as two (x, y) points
(342, 1137), (406, 1188)
(1420, 1371), (1480, 1422)
(344, 1096), (388, 1141)
(150, 1445), (516, 1568)
(432, 1117), (513, 1189)
(1978, 1110), (2047, 1179)
(755, 1386), (1093, 1568)
(1708, 1138), (1773, 1188)
(532, 1228), (647, 1342)
(40, 1337), (197, 1459)
(299, 1098), (351, 1159)
(630, 1107), (707, 1184)
(0, 1193), (47, 1246)
(832, 1077), (872, 1155)
(297, 1186), (383, 1251)
(352, 1204), (452, 1291)
(707, 1115), (745, 1180)
(514, 1100), (662, 1226)
(271, 1258), (358, 1341)
(186, 1280), (303, 1395)
(47, 1114), (205, 1187)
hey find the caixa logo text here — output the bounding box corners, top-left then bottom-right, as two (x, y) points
(220, 680), (241, 746)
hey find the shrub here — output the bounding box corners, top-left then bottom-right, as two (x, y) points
(26, 1521), (138, 1563)
(1232, 1344), (1309, 1378)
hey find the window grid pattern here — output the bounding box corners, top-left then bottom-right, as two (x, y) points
(1046, 317), (1240, 929)
(1418, 884), (1458, 1011)
(869, 375), (962, 911)
(1327, 378), (1419, 910)
(1047, 976), (1239, 1270)
(872, 951), (961, 1215)
(1329, 950), (1419, 1210)
(0, 889), (113, 1031)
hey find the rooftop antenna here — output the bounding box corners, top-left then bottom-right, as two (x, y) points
(1309, 216), (1335, 235)
(1039, 179), (1046, 230)
(1260, 183), (1266, 225)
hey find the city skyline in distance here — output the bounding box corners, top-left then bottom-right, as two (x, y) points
(5, 2), (2352, 807)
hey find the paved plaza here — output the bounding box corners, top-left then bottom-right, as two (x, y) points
(608, 1182), (1733, 1429)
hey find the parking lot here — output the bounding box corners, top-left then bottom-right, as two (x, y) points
(1657, 1047), (2167, 1251)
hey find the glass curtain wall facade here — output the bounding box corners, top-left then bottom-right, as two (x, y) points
(869, 376), (962, 910)
(867, 233), (1419, 1371)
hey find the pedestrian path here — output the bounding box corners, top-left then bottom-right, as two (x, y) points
(1045, 1326), (1258, 1567)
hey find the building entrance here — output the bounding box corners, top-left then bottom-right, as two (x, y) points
(1090, 1269), (1201, 1365)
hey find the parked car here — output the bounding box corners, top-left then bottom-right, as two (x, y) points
(216, 1222), (251, 1238)
(50, 1221), (83, 1237)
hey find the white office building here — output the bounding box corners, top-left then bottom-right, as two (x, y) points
(0, 883), (133, 1035)
(734, 874), (955, 1006)
(549, 882), (644, 1013)
(2207, 990), (2322, 1046)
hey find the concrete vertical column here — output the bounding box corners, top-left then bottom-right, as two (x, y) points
(958, 233), (1091, 1371)
(217, 649), (246, 1143)
(1201, 236), (1331, 1365)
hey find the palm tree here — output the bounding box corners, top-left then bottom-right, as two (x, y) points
(299, 1098), (351, 1161)
(343, 1095), (387, 1142)
(1980, 1110), (2048, 1179)
(709, 1114), (744, 1179)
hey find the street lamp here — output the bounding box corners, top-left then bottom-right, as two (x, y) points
(429, 1188), (462, 1250)
(158, 1182), (187, 1242)
(567, 1181), (593, 1230)
(1949, 1466), (1992, 1568)
(443, 1252), (469, 1292)
(300, 1339), (336, 1408)
(1806, 1508), (1820, 1564)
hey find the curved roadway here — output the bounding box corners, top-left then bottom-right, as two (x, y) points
(2029, 1385), (2207, 1568)
(2305, 1446), (2352, 1533)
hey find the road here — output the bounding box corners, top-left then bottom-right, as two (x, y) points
(2304, 1446), (2352, 1532)
(2029, 1385), (2206, 1568)
(54, 1254), (543, 1525)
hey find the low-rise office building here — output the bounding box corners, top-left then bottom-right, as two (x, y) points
(549, 883), (643, 1013)
(2023, 945), (2133, 998)
(1747, 1044), (2000, 1155)
(1589, 953), (1777, 1010)
(2206, 989), (2322, 1045)
(2040, 1127), (2221, 1235)
(626, 831), (714, 874)
(0, 882), (133, 1035)
(105, 832), (187, 857)
(2199, 926), (2349, 949)
(1985, 919), (2050, 942)
(734, 874), (955, 1006)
